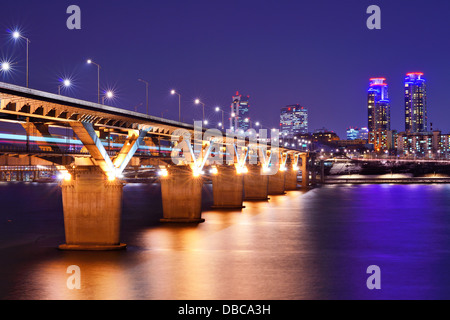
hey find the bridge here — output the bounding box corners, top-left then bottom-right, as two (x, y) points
(0, 81), (322, 251)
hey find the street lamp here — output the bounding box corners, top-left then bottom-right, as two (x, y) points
(11, 31), (31, 88)
(195, 99), (206, 124)
(58, 79), (71, 95)
(215, 107), (225, 130)
(102, 90), (114, 105)
(171, 90), (182, 122)
(0, 62), (11, 72)
(138, 79), (149, 115)
(87, 59), (101, 103)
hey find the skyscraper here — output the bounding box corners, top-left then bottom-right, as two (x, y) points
(367, 78), (391, 132)
(230, 92), (250, 132)
(405, 72), (427, 133)
(280, 104), (308, 136)
(368, 78), (391, 152)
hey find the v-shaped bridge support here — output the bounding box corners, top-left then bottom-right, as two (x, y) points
(70, 122), (149, 178)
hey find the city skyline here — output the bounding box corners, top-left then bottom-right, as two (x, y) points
(1, 1), (450, 138)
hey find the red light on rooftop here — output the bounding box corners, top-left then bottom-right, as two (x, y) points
(406, 72), (424, 76)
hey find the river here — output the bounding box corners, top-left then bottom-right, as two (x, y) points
(0, 182), (450, 300)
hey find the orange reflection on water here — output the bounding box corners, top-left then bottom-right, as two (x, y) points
(21, 188), (321, 300)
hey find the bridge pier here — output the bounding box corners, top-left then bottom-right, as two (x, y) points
(211, 165), (245, 209)
(59, 168), (126, 251)
(268, 169), (286, 195)
(320, 160), (325, 184)
(244, 165), (269, 201)
(160, 166), (204, 223)
(301, 154), (310, 188)
(285, 167), (299, 191)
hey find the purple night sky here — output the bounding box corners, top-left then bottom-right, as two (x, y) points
(1, 0), (450, 138)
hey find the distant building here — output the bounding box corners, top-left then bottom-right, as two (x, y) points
(230, 92), (250, 132)
(347, 128), (359, 140)
(347, 127), (369, 141)
(368, 78), (391, 132)
(312, 129), (340, 144)
(358, 127), (369, 140)
(405, 72), (427, 133)
(280, 104), (308, 137)
(367, 78), (391, 151)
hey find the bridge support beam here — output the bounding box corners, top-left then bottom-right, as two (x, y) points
(59, 168), (126, 251)
(268, 169), (286, 195)
(310, 155), (317, 186)
(244, 165), (269, 201)
(211, 165), (245, 209)
(160, 166), (204, 223)
(301, 155), (309, 188)
(285, 167), (299, 191)
(320, 160), (325, 184)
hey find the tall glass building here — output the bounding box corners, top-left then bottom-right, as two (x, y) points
(367, 78), (391, 132)
(280, 104), (308, 137)
(405, 72), (427, 133)
(230, 92), (250, 132)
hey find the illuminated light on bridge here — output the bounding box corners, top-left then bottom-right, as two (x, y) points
(210, 166), (218, 175)
(158, 168), (169, 177)
(236, 166), (248, 175)
(192, 168), (203, 177)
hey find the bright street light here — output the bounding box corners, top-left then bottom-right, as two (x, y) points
(215, 107), (225, 130)
(102, 90), (114, 104)
(11, 30), (31, 88)
(171, 90), (182, 122)
(58, 79), (71, 95)
(0, 62), (11, 72)
(87, 59), (101, 103)
(195, 99), (206, 123)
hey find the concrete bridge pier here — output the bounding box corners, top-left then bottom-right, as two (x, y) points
(320, 160), (325, 184)
(301, 154), (310, 188)
(160, 166), (205, 223)
(211, 165), (245, 209)
(268, 168), (286, 195)
(285, 166), (299, 191)
(59, 168), (126, 251)
(244, 165), (269, 201)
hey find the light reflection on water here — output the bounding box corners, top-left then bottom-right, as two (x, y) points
(1, 183), (450, 299)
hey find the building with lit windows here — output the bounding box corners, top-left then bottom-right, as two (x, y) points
(347, 127), (369, 141)
(230, 92), (250, 132)
(405, 72), (427, 133)
(280, 105), (308, 137)
(368, 78), (391, 132)
(367, 78), (391, 151)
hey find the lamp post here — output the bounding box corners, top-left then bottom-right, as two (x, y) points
(195, 99), (206, 124)
(171, 90), (181, 122)
(87, 59), (101, 104)
(58, 79), (71, 95)
(138, 79), (149, 115)
(215, 107), (225, 130)
(12, 31), (31, 88)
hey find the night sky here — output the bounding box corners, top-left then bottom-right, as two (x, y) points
(1, 0), (450, 138)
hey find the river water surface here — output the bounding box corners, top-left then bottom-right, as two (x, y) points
(0, 182), (450, 300)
